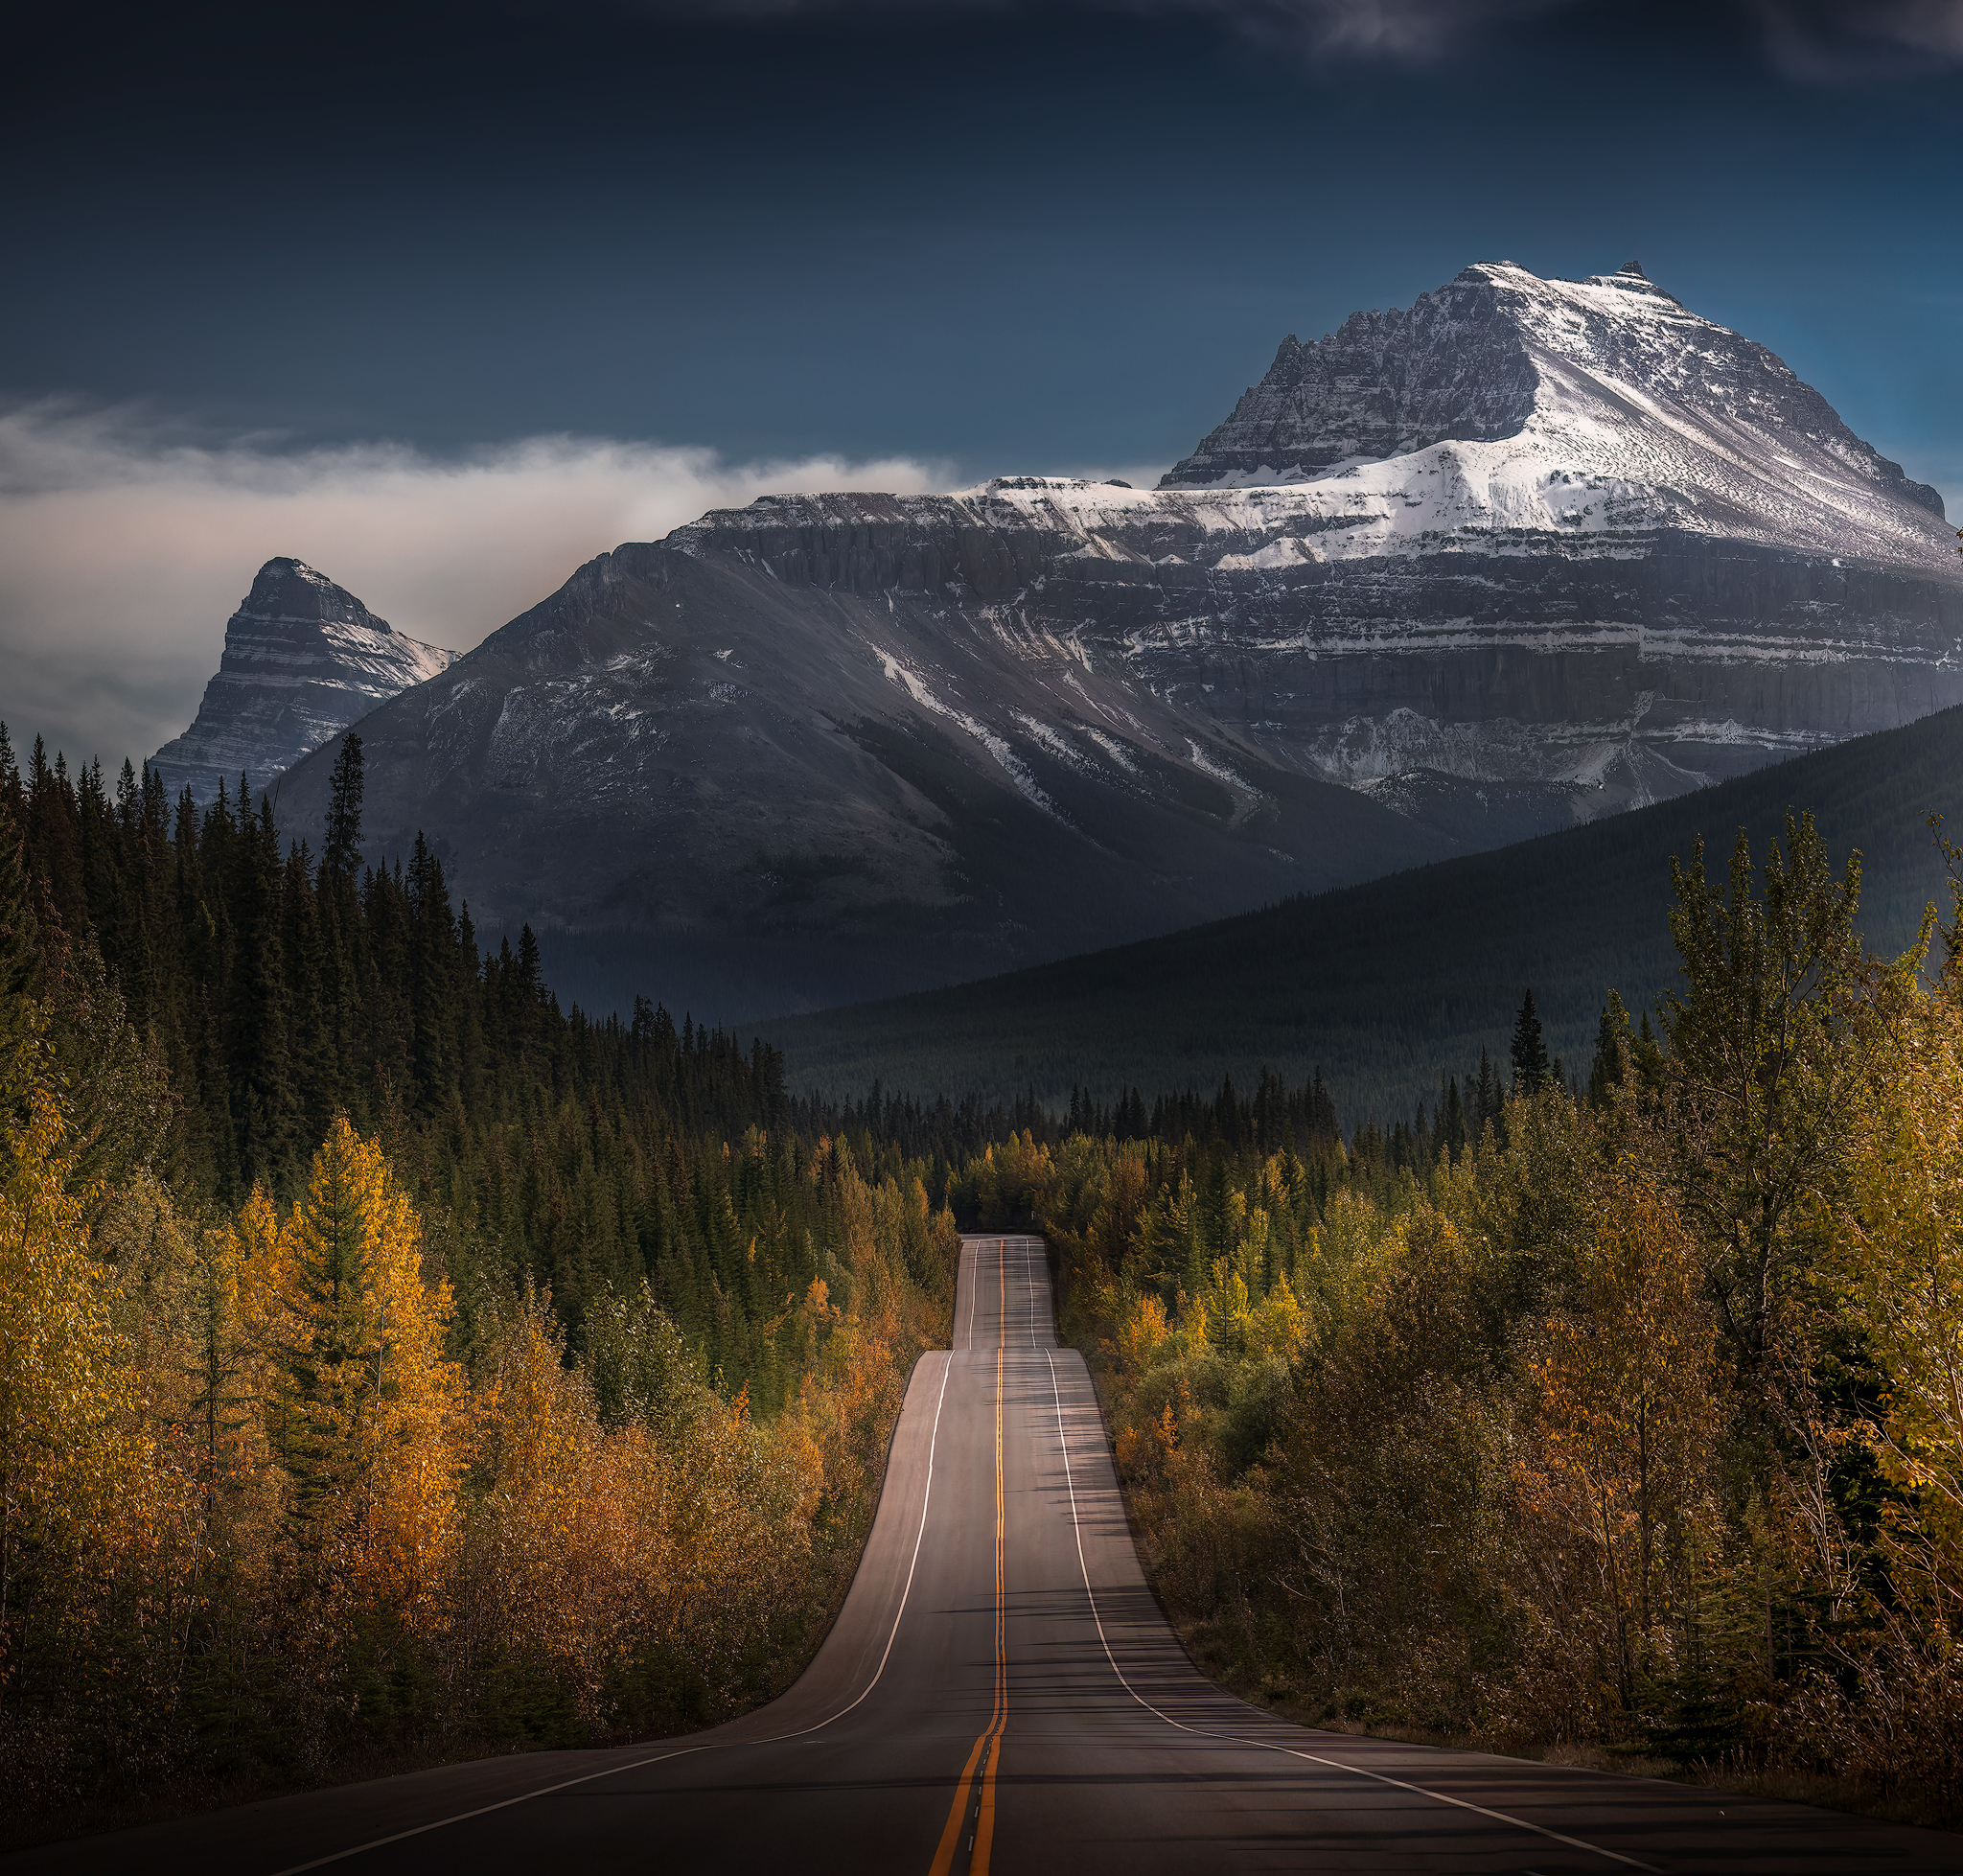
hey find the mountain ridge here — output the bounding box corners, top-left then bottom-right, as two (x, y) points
(758, 700), (1963, 1122)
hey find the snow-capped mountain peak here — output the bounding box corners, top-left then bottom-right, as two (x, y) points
(1158, 259), (1946, 568)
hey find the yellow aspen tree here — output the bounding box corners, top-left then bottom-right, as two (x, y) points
(472, 1298), (619, 1713)
(1842, 986), (1963, 1579)
(1523, 1187), (1719, 1708)
(0, 1065), (185, 1707)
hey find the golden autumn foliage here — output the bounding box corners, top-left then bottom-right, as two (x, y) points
(0, 1045), (196, 1805)
(2, 1069), (958, 1831)
(0, 752), (971, 1836)
(986, 826), (1963, 1824)
(255, 1120), (470, 1631)
(465, 1293), (822, 1727)
(1517, 1187), (1721, 1712)
(1842, 986), (1963, 1569)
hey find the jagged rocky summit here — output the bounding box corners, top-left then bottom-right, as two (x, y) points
(150, 558), (454, 804)
(1164, 260), (1949, 520)
(269, 260), (1963, 1021)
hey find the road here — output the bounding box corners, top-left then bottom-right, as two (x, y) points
(13, 1236), (1958, 1874)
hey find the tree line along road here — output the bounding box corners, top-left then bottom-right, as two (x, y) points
(11, 1236), (1958, 1874)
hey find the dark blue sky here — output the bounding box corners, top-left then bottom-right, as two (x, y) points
(7, 0), (1962, 489)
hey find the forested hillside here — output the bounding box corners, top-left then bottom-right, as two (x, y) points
(766, 704), (1963, 1125)
(962, 818), (1963, 1822)
(0, 728), (961, 1841)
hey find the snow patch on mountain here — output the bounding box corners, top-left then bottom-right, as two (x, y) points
(876, 647), (1065, 821)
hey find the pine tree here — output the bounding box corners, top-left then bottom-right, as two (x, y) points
(407, 832), (462, 1114)
(1511, 987), (1550, 1093)
(324, 733), (364, 878)
(226, 794), (298, 1193)
(1588, 989), (1635, 1105)
(1440, 1074), (1466, 1161)
(1474, 1047), (1496, 1134)
(0, 762), (34, 1095)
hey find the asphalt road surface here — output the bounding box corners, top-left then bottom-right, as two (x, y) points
(14, 1236), (1959, 1875)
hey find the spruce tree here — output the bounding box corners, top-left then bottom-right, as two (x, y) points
(325, 734), (364, 878)
(226, 793), (297, 1193)
(1511, 988), (1550, 1093)
(0, 763), (34, 1106)
(1440, 1074), (1466, 1161)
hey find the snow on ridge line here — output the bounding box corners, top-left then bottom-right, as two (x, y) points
(955, 416), (1955, 566)
(663, 259), (1950, 586)
(672, 428), (1953, 579)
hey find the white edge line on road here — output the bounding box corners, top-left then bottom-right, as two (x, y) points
(267, 1344), (961, 1875)
(1040, 1347), (1663, 1876)
(960, 1236), (979, 1350)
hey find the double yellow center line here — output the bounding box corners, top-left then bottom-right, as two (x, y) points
(929, 1242), (1009, 1875)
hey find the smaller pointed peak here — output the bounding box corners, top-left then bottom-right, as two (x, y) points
(1617, 260), (1647, 279)
(238, 557), (395, 637)
(248, 555), (334, 595)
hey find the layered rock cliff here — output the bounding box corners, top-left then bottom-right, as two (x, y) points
(150, 559), (455, 802)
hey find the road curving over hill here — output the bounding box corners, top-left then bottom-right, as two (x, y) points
(12, 1237), (1958, 1875)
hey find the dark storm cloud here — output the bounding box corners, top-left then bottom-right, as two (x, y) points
(609, 0), (1569, 56)
(593, 0), (1963, 73)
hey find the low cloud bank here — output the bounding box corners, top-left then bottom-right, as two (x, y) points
(0, 404), (947, 770)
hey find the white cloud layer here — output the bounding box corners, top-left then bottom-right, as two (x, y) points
(0, 403), (947, 769)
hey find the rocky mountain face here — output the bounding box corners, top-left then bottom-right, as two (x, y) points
(269, 262), (1963, 1022)
(1166, 261), (1948, 517)
(272, 524), (1465, 1020)
(150, 559), (455, 803)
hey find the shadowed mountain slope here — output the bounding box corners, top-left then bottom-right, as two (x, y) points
(758, 703), (1963, 1123)
(272, 532), (1460, 1020)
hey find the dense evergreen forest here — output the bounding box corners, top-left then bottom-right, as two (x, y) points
(0, 728), (963, 1841)
(964, 819), (1963, 1824)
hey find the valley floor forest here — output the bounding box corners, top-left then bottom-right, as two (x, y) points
(4, 726), (1963, 1841)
